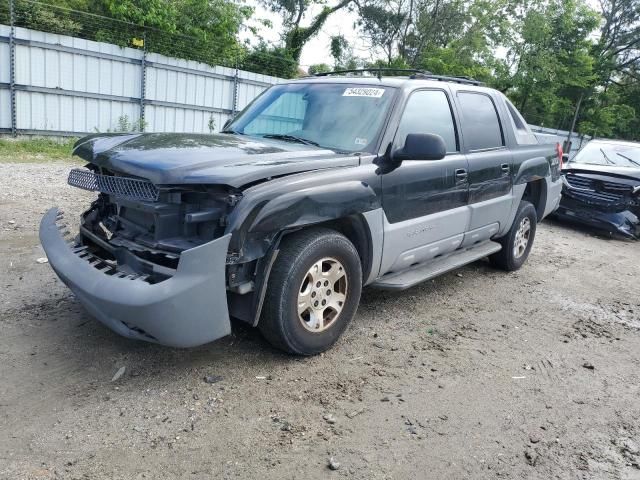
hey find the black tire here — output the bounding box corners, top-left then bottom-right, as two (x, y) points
(489, 201), (537, 271)
(259, 228), (363, 355)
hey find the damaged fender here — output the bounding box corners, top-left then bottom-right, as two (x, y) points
(226, 169), (381, 263)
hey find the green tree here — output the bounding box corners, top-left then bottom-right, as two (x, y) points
(261, 0), (356, 62)
(93, 0), (250, 64)
(355, 0), (513, 81)
(592, 0), (640, 83)
(308, 63), (332, 74)
(496, 0), (599, 129)
(99, 0), (178, 31)
(8, 0), (252, 67)
(574, 0), (639, 140)
(579, 104), (636, 138)
(329, 35), (360, 69)
(8, 0), (83, 35)
(615, 75), (640, 140)
(580, 75), (639, 139)
(240, 44), (299, 78)
(357, 0), (411, 63)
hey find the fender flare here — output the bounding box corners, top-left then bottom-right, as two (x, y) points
(513, 157), (550, 185)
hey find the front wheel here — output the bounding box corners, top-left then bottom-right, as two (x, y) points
(259, 228), (363, 355)
(489, 201), (537, 271)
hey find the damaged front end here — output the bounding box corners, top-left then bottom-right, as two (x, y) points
(71, 167), (240, 283)
(556, 170), (640, 239)
(39, 166), (240, 347)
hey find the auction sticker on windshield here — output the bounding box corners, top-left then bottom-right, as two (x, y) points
(343, 87), (385, 98)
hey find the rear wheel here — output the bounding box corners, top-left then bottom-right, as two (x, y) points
(490, 201), (537, 271)
(259, 228), (362, 355)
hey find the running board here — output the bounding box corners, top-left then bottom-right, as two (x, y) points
(371, 241), (502, 291)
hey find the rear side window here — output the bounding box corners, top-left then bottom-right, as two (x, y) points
(395, 90), (458, 153)
(457, 92), (504, 151)
(504, 97), (538, 145)
(506, 100), (527, 131)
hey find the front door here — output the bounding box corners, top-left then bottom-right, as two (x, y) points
(456, 91), (513, 244)
(379, 88), (470, 275)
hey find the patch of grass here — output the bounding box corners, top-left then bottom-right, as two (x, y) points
(0, 137), (79, 163)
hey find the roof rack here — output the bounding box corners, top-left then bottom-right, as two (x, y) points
(313, 68), (432, 79)
(409, 73), (485, 86)
(312, 68), (484, 86)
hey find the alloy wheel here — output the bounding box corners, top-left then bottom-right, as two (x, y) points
(297, 257), (348, 332)
(513, 217), (531, 259)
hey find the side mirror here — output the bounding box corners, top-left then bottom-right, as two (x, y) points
(562, 153), (570, 163)
(392, 133), (447, 161)
(222, 117), (235, 131)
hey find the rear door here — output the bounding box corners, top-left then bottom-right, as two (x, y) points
(456, 90), (513, 245)
(379, 87), (470, 275)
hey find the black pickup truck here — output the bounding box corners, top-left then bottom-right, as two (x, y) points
(40, 72), (562, 355)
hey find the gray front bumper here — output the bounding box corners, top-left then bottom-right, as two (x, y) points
(39, 208), (232, 348)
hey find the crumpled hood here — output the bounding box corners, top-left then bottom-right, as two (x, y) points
(73, 133), (358, 188)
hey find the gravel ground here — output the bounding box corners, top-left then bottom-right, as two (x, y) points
(1, 162), (639, 480)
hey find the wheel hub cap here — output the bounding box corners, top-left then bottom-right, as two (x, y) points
(513, 217), (531, 259)
(297, 257), (348, 332)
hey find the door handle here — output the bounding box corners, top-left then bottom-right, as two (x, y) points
(501, 163), (510, 175)
(455, 168), (468, 183)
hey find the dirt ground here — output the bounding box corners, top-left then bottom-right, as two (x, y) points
(1, 161), (639, 480)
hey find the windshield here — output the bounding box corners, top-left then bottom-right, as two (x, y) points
(572, 142), (640, 168)
(225, 83), (396, 153)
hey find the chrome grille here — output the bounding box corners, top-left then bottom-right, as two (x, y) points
(564, 174), (631, 204)
(565, 175), (632, 193)
(564, 175), (592, 189)
(68, 168), (159, 202)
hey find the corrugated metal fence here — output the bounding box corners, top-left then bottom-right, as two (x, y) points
(529, 124), (591, 158)
(0, 24), (284, 136)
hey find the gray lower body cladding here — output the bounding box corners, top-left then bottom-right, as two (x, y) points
(40, 208), (232, 347)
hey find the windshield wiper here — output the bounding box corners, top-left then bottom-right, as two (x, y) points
(261, 134), (321, 147)
(599, 148), (616, 165)
(616, 152), (640, 167)
(221, 129), (244, 135)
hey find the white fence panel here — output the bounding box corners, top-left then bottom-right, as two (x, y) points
(0, 25), (12, 129)
(0, 90), (10, 129)
(0, 26), (9, 83)
(144, 53), (238, 133)
(10, 26), (143, 133)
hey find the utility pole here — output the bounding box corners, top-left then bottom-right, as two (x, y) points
(565, 92), (584, 154)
